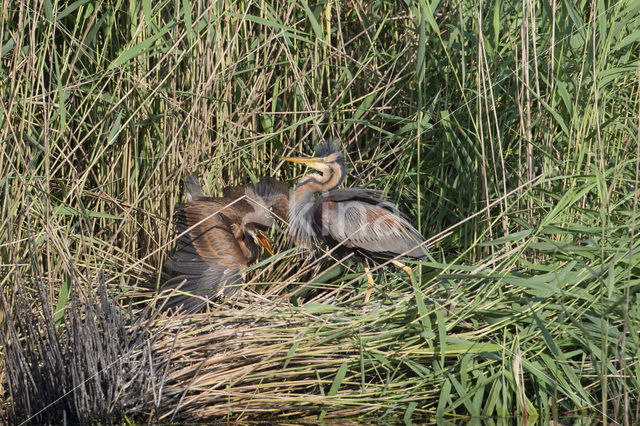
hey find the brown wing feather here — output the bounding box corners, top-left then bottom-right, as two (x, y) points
(222, 183), (249, 200)
(162, 177), (289, 312)
(162, 201), (248, 312)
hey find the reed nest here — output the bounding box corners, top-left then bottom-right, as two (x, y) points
(1, 262), (453, 423)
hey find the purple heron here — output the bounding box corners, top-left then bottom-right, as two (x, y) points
(161, 174), (289, 312)
(283, 140), (427, 301)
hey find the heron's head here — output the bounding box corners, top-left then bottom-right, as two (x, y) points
(244, 224), (274, 256)
(251, 178), (290, 221)
(244, 178), (289, 225)
(282, 140), (345, 174)
(240, 178), (289, 256)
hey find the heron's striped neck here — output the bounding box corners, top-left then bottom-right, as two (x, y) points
(291, 162), (344, 204)
(288, 161), (344, 248)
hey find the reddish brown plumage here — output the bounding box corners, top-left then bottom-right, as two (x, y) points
(161, 175), (289, 312)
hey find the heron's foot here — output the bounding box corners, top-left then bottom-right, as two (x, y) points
(391, 260), (415, 288)
(363, 266), (375, 304)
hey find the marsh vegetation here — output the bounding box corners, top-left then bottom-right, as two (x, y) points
(1, 0), (639, 423)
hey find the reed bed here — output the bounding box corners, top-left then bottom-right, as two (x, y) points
(1, 0), (639, 423)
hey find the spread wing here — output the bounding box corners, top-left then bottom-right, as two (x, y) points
(161, 201), (247, 313)
(222, 183), (248, 200)
(314, 192), (427, 260)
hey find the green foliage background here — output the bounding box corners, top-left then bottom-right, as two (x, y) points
(1, 0), (639, 422)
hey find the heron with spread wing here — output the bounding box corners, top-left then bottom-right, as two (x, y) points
(161, 174), (288, 313)
(283, 140), (427, 301)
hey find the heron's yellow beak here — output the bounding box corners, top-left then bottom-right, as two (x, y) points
(281, 157), (321, 165)
(254, 229), (274, 256)
(282, 156), (329, 172)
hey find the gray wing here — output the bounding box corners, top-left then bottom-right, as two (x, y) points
(316, 199), (427, 259)
(324, 188), (416, 221)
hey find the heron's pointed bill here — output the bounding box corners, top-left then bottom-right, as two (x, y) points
(282, 156), (329, 172)
(254, 229), (274, 256)
(282, 157), (321, 165)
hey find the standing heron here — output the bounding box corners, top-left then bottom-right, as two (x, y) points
(283, 140), (427, 301)
(161, 174), (289, 312)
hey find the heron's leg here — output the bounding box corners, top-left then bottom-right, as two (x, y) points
(391, 260), (415, 288)
(363, 266), (376, 303)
